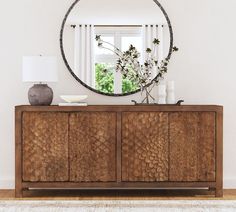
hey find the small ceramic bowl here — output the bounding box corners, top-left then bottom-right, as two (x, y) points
(60, 95), (88, 103)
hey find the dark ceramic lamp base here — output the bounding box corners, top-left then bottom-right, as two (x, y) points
(28, 84), (53, 106)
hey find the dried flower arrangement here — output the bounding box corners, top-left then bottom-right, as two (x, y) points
(95, 35), (178, 104)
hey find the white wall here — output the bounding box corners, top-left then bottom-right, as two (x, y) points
(0, 0), (236, 189)
(67, 0), (167, 24)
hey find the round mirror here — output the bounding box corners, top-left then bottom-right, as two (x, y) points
(60, 0), (173, 96)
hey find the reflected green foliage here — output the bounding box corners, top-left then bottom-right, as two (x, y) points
(95, 63), (139, 94)
(122, 76), (139, 93)
(95, 63), (114, 94)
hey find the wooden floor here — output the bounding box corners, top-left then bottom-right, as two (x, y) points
(0, 189), (236, 200)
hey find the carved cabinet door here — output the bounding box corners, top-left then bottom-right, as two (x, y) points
(169, 112), (216, 182)
(122, 112), (169, 182)
(69, 112), (117, 182)
(22, 112), (69, 182)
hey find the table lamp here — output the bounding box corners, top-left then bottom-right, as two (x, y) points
(23, 56), (58, 106)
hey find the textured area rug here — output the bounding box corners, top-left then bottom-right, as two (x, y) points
(0, 200), (236, 212)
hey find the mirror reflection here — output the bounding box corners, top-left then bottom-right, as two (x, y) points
(63, 0), (171, 95)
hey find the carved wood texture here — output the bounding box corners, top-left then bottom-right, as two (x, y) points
(122, 112), (169, 182)
(169, 112), (216, 182)
(69, 112), (117, 182)
(22, 112), (69, 182)
(21, 110), (217, 184)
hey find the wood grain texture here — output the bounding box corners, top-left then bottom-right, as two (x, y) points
(69, 112), (116, 182)
(116, 113), (122, 183)
(22, 112), (69, 182)
(15, 105), (224, 113)
(22, 182), (216, 189)
(216, 110), (223, 197)
(169, 112), (216, 182)
(2, 189), (236, 200)
(122, 112), (169, 182)
(15, 109), (23, 197)
(16, 105), (223, 197)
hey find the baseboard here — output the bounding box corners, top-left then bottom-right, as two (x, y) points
(224, 179), (236, 189)
(0, 179), (236, 190)
(0, 179), (14, 189)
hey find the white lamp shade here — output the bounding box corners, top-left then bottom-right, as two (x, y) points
(23, 56), (58, 82)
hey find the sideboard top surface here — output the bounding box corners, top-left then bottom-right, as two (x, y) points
(15, 105), (223, 113)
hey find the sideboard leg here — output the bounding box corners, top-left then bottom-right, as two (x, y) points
(15, 187), (23, 198)
(215, 188), (223, 198)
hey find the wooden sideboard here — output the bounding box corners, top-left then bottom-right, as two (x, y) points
(15, 105), (223, 197)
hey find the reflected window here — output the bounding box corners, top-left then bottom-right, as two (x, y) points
(95, 63), (114, 94)
(121, 36), (142, 53)
(94, 27), (141, 94)
(94, 36), (115, 55)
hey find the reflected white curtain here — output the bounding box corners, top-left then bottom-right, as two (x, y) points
(142, 24), (164, 77)
(74, 24), (95, 87)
